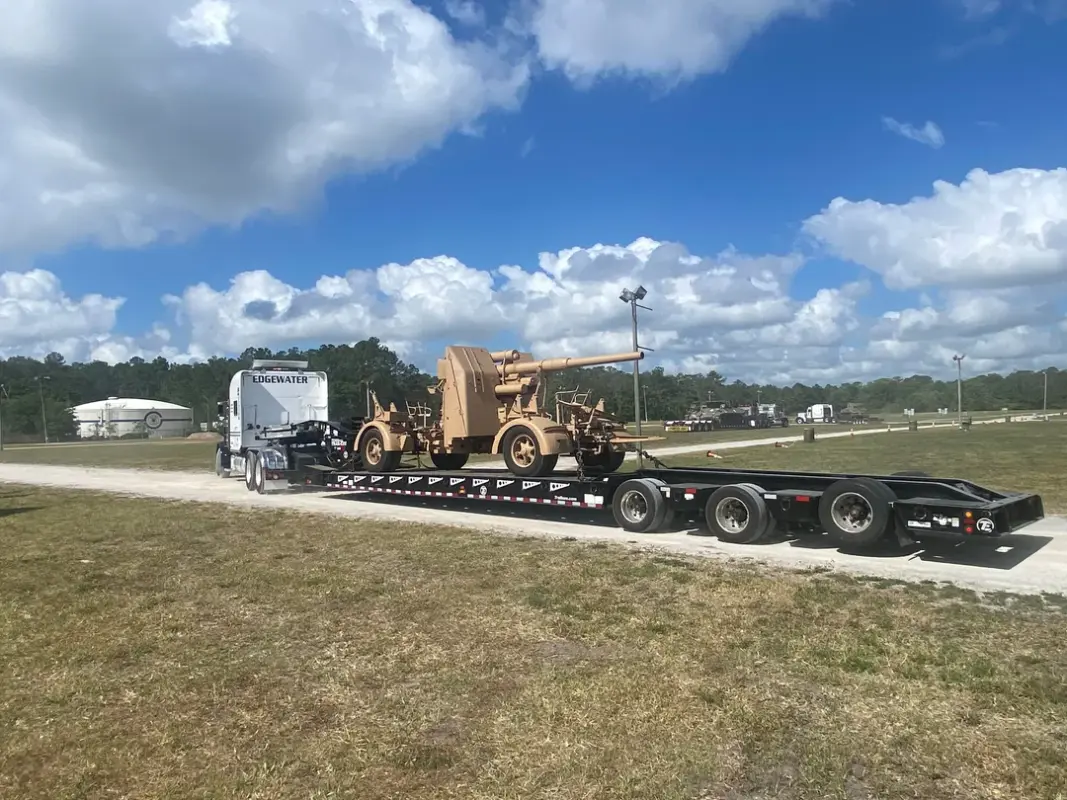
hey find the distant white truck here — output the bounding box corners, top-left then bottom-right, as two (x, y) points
(795, 403), (836, 424)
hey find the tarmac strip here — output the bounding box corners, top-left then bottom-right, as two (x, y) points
(1, 462), (1063, 598)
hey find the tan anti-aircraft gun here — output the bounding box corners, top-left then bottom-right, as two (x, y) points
(355, 346), (662, 477)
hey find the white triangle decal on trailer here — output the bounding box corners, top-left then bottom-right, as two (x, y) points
(472, 478), (489, 487)
(352, 475), (367, 484)
(450, 477), (465, 485)
(407, 476), (420, 483)
(522, 481), (539, 490)
(549, 482), (568, 492)
(389, 476), (403, 483)
(371, 476), (384, 483)
(496, 479), (514, 488)
(428, 477), (443, 484)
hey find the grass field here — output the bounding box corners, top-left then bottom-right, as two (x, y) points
(665, 419), (1067, 513)
(1, 486), (1065, 799)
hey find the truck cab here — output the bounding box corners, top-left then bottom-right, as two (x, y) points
(215, 358), (329, 480)
(796, 403), (835, 424)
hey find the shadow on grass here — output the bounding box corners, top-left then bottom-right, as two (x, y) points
(0, 505), (43, 519)
(315, 489), (1053, 570)
(730, 525), (1053, 569)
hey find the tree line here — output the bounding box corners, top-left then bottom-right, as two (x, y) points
(0, 340), (1062, 443)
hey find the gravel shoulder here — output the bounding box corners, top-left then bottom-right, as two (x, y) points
(1, 462), (1064, 597)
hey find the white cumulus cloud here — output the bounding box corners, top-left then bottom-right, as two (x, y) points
(802, 167), (1067, 290)
(0, 0), (529, 257)
(527, 0), (837, 84)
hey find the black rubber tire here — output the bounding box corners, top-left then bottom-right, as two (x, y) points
(253, 453), (267, 494)
(360, 428), (401, 473)
(244, 451), (257, 491)
(582, 448), (627, 473)
(818, 477), (896, 547)
(612, 478), (669, 533)
(215, 447), (230, 478)
(502, 425), (554, 477)
(430, 452), (469, 470)
(705, 483), (771, 544)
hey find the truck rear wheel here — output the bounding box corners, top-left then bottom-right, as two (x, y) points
(819, 478), (896, 548)
(253, 453), (267, 494)
(244, 451), (258, 491)
(430, 452), (469, 470)
(704, 483), (771, 544)
(360, 428), (401, 473)
(612, 477), (669, 533)
(502, 425), (557, 477)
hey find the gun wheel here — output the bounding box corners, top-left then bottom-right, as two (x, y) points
(502, 425), (556, 477)
(360, 428), (401, 473)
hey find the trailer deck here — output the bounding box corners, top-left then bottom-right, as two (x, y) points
(279, 462), (1045, 550)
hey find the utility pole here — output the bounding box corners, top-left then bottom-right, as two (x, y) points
(1042, 370), (1048, 418)
(619, 285), (651, 469)
(0, 384), (6, 451)
(35, 375), (50, 444)
(952, 354), (965, 427)
(642, 385), (649, 423)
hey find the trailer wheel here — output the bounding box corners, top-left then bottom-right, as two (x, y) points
(244, 451), (257, 491)
(430, 452), (469, 470)
(612, 478), (669, 533)
(502, 425), (555, 477)
(704, 483), (771, 544)
(819, 478), (896, 548)
(215, 447), (231, 479)
(360, 428), (401, 473)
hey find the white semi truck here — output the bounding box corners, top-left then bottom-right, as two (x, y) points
(214, 358), (360, 492)
(795, 403), (836, 424)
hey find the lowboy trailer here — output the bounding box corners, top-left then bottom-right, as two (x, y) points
(273, 459), (1044, 550)
(215, 360), (1044, 550)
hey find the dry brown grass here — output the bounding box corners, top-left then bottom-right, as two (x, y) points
(1, 486), (1066, 799)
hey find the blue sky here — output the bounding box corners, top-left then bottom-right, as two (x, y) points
(2, 0), (1066, 382)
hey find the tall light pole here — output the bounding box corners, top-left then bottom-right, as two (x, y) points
(0, 383), (7, 451)
(642, 385), (649, 422)
(952, 354), (965, 427)
(620, 285), (651, 469)
(35, 375), (51, 443)
(1042, 369), (1048, 417)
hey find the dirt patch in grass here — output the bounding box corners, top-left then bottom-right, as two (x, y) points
(666, 420), (1067, 513)
(1, 487), (1065, 799)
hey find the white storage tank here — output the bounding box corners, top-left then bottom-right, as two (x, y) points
(70, 397), (194, 439)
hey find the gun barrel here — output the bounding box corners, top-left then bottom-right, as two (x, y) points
(500, 350), (643, 376)
(489, 349), (521, 363)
